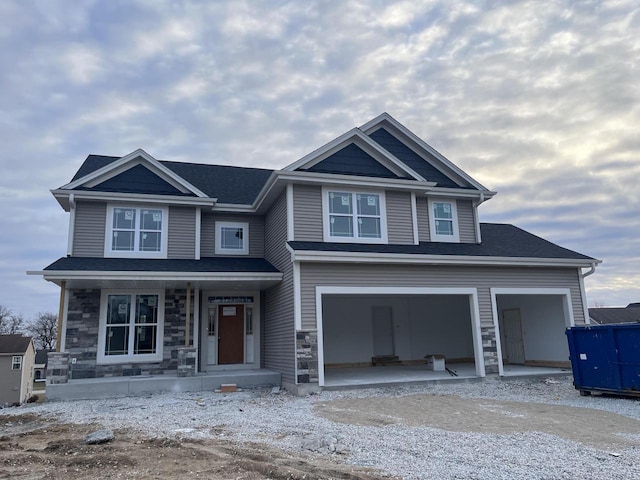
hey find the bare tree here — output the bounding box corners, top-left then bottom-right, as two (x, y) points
(591, 299), (607, 308)
(26, 312), (58, 350)
(0, 305), (24, 334)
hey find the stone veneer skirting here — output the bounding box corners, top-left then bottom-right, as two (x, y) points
(296, 330), (318, 384)
(65, 288), (194, 379)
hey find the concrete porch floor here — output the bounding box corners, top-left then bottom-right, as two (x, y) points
(47, 368), (281, 401)
(323, 363), (571, 389)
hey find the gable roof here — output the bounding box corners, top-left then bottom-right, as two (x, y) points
(589, 304), (640, 325)
(70, 155), (274, 205)
(288, 223), (596, 265)
(0, 335), (33, 355)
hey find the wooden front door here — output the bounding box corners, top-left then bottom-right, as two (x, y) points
(218, 304), (245, 364)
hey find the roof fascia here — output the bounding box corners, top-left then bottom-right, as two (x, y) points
(289, 249), (600, 268)
(61, 149), (209, 198)
(274, 170), (436, 191)
(423, 188), (497, 199)
(30, 270), (283, 281)
(360, 113), (492, 192)
(51, 189), (217, 212)
(282, 128), (426, 181)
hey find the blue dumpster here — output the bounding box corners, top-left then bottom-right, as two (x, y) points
(566, 323), (640, 396)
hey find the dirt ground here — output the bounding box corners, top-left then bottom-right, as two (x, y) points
(2, 392), (640, 479)
(314, 393), (640, 449)
(0, 414), (391, 480)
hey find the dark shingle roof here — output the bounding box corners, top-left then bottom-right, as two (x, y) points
(589, 305), (640, 325)
(43, 256), (280, 273)
(288, 223), (595, 261)
(0, 335), (32, 355)
(71, 155), (274, 205)
(35, 349), (53, 365)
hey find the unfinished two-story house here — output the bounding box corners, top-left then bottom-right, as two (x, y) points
(32, 113), (600, 399)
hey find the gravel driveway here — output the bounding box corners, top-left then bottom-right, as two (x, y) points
(3, 375), (640, 479)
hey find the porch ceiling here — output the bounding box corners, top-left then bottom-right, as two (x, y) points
(36, 276), (282, 290)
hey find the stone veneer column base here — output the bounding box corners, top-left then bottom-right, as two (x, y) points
(296, 330), (318, 384)
(481, 325), (500, 374)
(47, 352), (70, 384)
(177, 347), (197, 377)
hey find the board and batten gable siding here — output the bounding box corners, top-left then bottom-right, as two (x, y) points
(293, 184), (323, 242)
(457, 199), (476, 243)
(72, 201), (106, 257)
(298, 263), (585, 330)
(263, 191), (295, 383)
(167, 206), (196, 259)
(386, 190), (414, 244)
(200, 213), (265, 257)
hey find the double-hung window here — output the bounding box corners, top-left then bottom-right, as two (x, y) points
(105, 205), (168, 258)
(97, 291), (164, 363)
(324, 189), (387, 243)
(11, 355), (22, 370)
(215, 221), (249, 255)
(428, 198), (459, 242)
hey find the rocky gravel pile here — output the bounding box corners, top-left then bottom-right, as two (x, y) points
(3, 375), (640, 479)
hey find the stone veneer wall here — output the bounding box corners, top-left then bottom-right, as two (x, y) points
(296, 330), (318, 384)
(66, 288), (194, 379)
(481, 325), (499, 374)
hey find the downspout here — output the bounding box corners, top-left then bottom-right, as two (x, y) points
(473, 193), (486, 243)
(579, 263), (598, 325)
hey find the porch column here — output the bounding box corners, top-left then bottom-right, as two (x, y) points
(56, 281), (66, 352)
(185, 282), (191, 346)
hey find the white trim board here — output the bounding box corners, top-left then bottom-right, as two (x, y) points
(314, 286), (485, 387)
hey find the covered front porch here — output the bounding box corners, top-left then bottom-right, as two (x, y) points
(46, 368), (281, 401)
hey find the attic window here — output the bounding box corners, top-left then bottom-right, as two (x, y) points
(215, 222), (249, 255)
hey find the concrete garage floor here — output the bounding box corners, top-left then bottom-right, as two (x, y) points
(323, 363), (571, 389)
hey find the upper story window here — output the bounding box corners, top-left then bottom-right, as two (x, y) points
(428, 198), (459, 242)
(215, 221), (249, 255)
(323, 188), (387, 243)
(105, 205), (168, 258)
(11, 355), (22, 370)
(97, 290), (164, 364)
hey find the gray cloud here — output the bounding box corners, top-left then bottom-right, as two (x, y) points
(1, 0), (639, 319)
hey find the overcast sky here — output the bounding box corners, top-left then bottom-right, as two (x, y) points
(1, 0), (638, 321)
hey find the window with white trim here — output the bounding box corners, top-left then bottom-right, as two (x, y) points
(105, 205), (168, 258)
(97, 291), (164, 363)
(323, 189), (387, 243)
(428, 198), (459, 242)
(11, 355), (22, 370)
(215, 221), (249, 255)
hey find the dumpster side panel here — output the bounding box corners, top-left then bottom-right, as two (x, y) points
(566, 327), (619, 390)
(614, 327), (640, 391)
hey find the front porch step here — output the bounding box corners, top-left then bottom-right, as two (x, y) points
(371, 355), (402, 366)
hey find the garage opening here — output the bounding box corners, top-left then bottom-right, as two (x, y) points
(494, 292), (573, 371)
(319, 292), (483, 387)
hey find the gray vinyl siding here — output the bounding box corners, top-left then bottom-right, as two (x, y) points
(457, 199), (476, 243)
(200, 213), (265, 257)
(299, 263), (585, 330)
(263, 191), (295, 383)
(168, 206), (196, 259)
(293, 184), (323, 241)
(72, 201), (106, 257)
(386, 190), (414, 244)
(416, 196), (430, 242)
